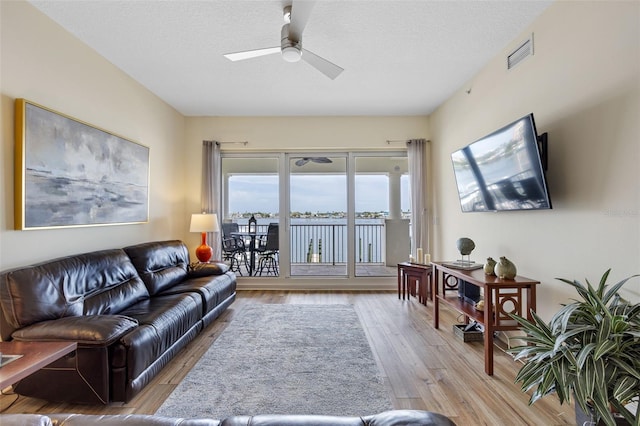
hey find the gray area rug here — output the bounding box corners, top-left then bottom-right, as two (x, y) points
(156, 304), (392, 418)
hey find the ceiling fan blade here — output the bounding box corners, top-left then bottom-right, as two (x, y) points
(295, 158), (309, 166)
(301, 48), (344, 80)
(288, 0), (316, 42)
(311, 157), (332, 164)
(223, 47), (280, 61)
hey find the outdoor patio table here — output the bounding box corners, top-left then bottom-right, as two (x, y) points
(230, 231), (267, 276)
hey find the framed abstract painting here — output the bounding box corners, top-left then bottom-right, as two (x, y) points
(14, 99), (150, 230)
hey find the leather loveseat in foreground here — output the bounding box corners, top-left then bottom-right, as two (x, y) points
(0, 410), (457, 426)
(0, 240), (236, 404)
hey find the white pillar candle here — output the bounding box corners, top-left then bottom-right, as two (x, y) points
(424, 253), (431, 264)
(409, 255), (415, 263)
(416, 248), (423, 264)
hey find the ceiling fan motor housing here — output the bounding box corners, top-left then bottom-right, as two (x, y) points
(281, 23), (302, 62)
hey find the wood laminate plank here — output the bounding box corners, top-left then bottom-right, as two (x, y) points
(0, 291), (574, 425)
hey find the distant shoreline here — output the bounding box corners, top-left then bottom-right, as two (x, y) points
(230, 217), (402, 225)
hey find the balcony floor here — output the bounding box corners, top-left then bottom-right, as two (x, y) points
(249, 264), (397, 277)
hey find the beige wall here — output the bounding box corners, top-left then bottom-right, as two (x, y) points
(184, 115), (428, 215)
(429, 1), (640, 318)
(0, 1), (187, 269)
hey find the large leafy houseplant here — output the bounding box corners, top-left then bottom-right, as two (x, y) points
(509, 270), (640, 426)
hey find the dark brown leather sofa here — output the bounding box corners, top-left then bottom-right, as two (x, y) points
(0, 410), (457, 425)
(0, 240), (236, 405)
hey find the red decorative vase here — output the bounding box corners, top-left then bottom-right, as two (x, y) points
(195, 232), (213, 262)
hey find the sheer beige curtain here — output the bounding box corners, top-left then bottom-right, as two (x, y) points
(407, 139), (430, 258)
(202, 140), (222, 260)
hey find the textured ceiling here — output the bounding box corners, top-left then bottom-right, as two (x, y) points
(29, 0), (552, 116)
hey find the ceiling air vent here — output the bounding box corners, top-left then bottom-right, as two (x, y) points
(507, 34), (534, 70)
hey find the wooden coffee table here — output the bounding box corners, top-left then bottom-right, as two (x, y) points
(0, 341), (77, 389)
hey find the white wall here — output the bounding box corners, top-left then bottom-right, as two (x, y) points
(0, 1), (187, 269)
(429, 1), (640, 319)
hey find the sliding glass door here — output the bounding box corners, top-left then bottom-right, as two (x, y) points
(220, 151), (407, 281)
(289, 155), (347, 277)
(354, 155), (410, 277)
(221, 156), (279, 276)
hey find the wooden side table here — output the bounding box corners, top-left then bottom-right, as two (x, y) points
(397, 262), (433, 305)
(0, 341), (77, 389)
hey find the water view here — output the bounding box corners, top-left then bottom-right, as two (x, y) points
(225, 215), (408, 265)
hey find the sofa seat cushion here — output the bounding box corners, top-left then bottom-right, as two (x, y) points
(123, 241), (190, 295)
(11, 315), (138, 346)
(159, 272), (236, 316)
(114, 293), (202, 378)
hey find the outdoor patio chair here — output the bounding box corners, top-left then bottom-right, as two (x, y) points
(221, 222), (248, 275)
(255, 223), (279, 276)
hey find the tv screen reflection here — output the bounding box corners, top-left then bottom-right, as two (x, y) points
(451, 114), (551, 212)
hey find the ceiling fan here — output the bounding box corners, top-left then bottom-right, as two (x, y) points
(223, 1), (344, 80)
(295, 157), (333, 167)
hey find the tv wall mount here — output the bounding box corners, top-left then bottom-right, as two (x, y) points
(537, 132), (548, 171)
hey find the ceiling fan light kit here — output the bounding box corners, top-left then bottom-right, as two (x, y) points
(282, 46), (302, 62)
(223, 1), (343, 79)
(281, 24), (302, 63)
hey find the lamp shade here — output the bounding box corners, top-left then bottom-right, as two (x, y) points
(190, 214), (219, 233)
(190, 214), (219, 263)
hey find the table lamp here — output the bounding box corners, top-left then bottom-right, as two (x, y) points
(190, 213), (219, 262)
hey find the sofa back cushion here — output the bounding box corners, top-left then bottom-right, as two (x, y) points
(123, 240), (190, 295)
(0, 249), (148, 339)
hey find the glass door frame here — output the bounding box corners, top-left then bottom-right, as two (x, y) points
(286, 152), (350, 278)
(221, 150), (406, 287)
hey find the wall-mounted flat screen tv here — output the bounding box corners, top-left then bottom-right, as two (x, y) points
(451, 113), (552, 212)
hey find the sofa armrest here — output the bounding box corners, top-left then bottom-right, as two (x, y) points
(11, 315), (138, 346)
(188, 262), (229, 278)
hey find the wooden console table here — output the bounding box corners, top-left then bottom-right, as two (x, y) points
(432, 262), (538, 376)
(397, 262), (432, 305)
(0, 341), (77, 389)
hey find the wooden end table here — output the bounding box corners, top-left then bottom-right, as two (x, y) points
(397, 262), (433, 305)
(0, 341), (77, 389)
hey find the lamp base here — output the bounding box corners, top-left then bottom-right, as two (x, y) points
(195, 244), (213, 263)
(195, 231), (213, 262)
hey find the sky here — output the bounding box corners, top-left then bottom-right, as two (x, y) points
(228, 174), (410, 215)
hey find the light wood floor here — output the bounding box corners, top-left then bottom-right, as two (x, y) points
(0, 291), (575, 425)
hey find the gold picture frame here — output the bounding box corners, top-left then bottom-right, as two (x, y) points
(14, 99), (150, 230)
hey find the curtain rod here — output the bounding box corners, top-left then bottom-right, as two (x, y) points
(204, 140), (249, 146)
(386, 139), (430, 144)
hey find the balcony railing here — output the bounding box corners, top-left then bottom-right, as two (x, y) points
(238, 222), (385, 265)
